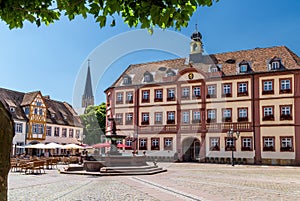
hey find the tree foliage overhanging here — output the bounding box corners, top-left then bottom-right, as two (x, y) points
(0, 0), (218, 30)
(80, 103), (106, 145)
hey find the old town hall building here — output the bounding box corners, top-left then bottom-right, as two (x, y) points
(105, 30), (300, 165)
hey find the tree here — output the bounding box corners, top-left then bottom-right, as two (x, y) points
(80, 103), (106, 145)
(0, 102), (14, 201)
(0, 0), (218, 30)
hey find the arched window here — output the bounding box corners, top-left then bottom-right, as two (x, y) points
(268, 57), (282, 70)
(166, 69), (176, 77)
(143, 71), (153, 82)
(123, 75), (132, 85)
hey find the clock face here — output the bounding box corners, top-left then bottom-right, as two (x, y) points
(188, 73), (194, 80)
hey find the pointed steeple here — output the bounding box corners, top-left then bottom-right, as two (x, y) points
(82, 59), (94, 108)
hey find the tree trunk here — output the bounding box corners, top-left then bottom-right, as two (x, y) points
(0, 101), (14, 201)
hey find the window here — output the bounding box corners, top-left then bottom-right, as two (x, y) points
(32, 124), (44, 134)
(240, 64), (248, 73)
(238, 108), (248, 122)
(241, 137), (252, 151)
(69, 129), (74, 138)
(15, 123), (23, 133)
(239, 61), (250, 73)
(39, 108), (43, 115)
(154, 89), (163, 102)
(151, 138), (160, 150)
(144, 72), (153, 82)
(34, 108), (38, 114)
(182, 111), (190, 124)
(46, 126), (52, 136)
(167, 111), (175, 124)
(62, 128), (67, 137)
(164, 138), (173, 150)
(10, 107), (15, 112)
(225, 138), (236, 151)
(126, 92), (133, 103)
(210, 137), (220, 151)
(125, 138), (133, 149)
(125, 113), (133, 125)
(36, 101), (42, 106)
(115, 113), (123, 125)
(167, 88), (175, 101)
(116, 92), (123, 104)
(139, 138), (147, 150)
(142, 90), (150, 103)
(280, 78), (292, 93)
(222, 108), (232, 122)
(76, 130), (80, 139)
(263, 106), (274, 121)
(280, 105), (292, 120)
(262, 80), (274, 95)
(237, 82), (248, 96)
(192, 111), (201, 123)
(123, 75), (132, 85)
(207, 85), (216, 98)
(54, 127), (60, 137)
(263, 137), (275, 151)
(192, 86), (201, 99)
(24, 107), (30, 115)
(141, 113), (149, 125)
(207, 109), (216, 123)
(269, 60), (281, 70)
(222, 83), (232, 97)
(166, 69), (176, 77)
(210, 66), (218, 72)
(280, 137), (293, 152)
(182, 87), (190, 99)
(155, 112), (162, 124)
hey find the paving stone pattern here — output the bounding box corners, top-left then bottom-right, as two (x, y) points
(8, 163), (300, 201)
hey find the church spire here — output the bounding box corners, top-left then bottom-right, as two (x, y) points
(82, 59), (94, 108)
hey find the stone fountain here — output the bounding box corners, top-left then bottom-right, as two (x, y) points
(61, 118), (166, 176)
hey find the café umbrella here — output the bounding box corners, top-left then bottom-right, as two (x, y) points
(62, 144), (84, 149)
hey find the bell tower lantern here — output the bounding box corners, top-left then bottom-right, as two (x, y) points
(189, 24), (203, 63)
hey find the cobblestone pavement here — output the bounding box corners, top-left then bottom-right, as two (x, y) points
(8, 163), (300, 201)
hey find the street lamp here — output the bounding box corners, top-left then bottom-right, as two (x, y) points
(227, 128), (240, 166)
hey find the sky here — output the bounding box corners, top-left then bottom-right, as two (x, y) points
(1, 0), (300, 109)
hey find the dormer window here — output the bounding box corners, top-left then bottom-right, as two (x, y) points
(51, 113), (55, 118)
(166, 69), (176, 77)
(209, 65), (218, 72)
(268, 57), (282, 70)
(123, 75), (132, 85)
(238, 60), (250, 73)
(10, 107), (15, 112)
(240, 65), (248, 73)
(143, 72), (153, 82)
(271, 61), (280, 69)
(63, 115), (67, 120)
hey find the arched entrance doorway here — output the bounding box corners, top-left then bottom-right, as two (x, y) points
(182, 137), (201, 162)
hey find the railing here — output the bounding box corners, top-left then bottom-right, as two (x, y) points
(138, 122), (252, 134)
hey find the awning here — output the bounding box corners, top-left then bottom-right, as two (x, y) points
(45, 142), (63, 149)
(92, 142), (111, 148)
(25, 143), (48, 149)
(62, 144), (84, 149)
(116, 143), (131, 148)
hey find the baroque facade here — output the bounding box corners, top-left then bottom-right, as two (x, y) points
(105, 31), (300, 165)
(0, 88), (83, 155)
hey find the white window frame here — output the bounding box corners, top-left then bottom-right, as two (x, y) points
(263, 81), (273, 91)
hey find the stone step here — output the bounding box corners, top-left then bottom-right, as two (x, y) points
(100, 165), (158, 172)
(99, 168), (167, 176)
